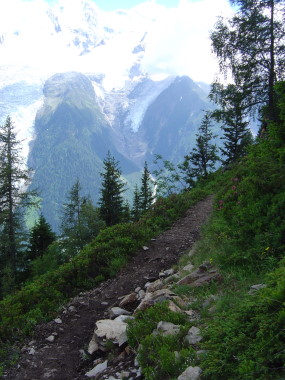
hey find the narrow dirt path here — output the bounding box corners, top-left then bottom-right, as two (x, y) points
(5, 195), (214, 380)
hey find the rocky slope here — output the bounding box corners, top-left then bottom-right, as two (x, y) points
(4, 196), (214, 380)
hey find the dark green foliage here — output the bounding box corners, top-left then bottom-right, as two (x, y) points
(210, 82), (254, 164)
(131, 184), (141, 221)
(28, 215), (56, 261)
(185, 112), (219, 178)
(139, 161), (154, 213)
(60, 179), (104, 257)
(0, 116), (38, 296)
(201, 264), (285, 379)
(99, 152), (127, 226)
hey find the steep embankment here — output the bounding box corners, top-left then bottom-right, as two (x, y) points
(5, 196), (213, 380)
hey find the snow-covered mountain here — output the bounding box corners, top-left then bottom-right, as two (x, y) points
(0, 0), (221, 230)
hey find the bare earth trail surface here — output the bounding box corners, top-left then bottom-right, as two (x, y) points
(5, 195), (214, 380)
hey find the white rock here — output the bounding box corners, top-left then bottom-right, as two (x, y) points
(156, 321), (180, 336)
(185, 326), (202, 345)
(142, 246), (149, 251)
(45, 335), (55, 343)
(109, 307), (131, 319)
(181, 263), (194, 272)
(85, 360), (108, 378)
(28, 347), (36, 355)
(95, 319), (128, 346)
(177, 366), (202, 380)
(54, 318), (62, 324)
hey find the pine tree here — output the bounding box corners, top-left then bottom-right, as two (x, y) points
(211, 0), (285, 123)
(60, 179), (104, 256)
(99, 152), (126, 227)
(0, 116), (38, 291)
(131, 184), (141, 221)
(186, 112), (219, 178)
(28, 214), (56, 261)
(139, 162), (154, 213)
(210, 83), (253, 164)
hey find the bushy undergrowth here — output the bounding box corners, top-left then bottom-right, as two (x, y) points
(0, 187), (208, 367)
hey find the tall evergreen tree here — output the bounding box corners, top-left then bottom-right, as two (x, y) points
(131, 184), (141, 221)
(139, 162), (154, 213)
(211, 0), (285, 123)
(99, 152), (126, 227)
(210, 83), (253, 164)
(185, 112), (219, 178)
(28, 214), (56, 261)
(60, 179), (104, 256)
(0, 116), (37, 291)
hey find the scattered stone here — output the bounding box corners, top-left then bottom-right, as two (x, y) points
(177, 262), (222, 287)
(119, 292), (137, 307)
(168, 300), (182, 313)
(135, 287), (141, 293)
(85, 360), (108, 378)
(88, 318), (128, 353)
(142, 246), (149, 251)
(138, 289), (145, 300)
(164, 268), (175, 276)
(185, 326), (202, 345)
(109, 307), (131, 319)
(68, 305), (77, 312)
(43, 369), (58, 378)
(248, 284), (267, 294)
(101, 301), (109, 306)
(146, 279), (164, 293)
(177, 366), (202, 380)
(181, 263), (194, 272)
(54, 318), (62, 324)
(155, 321), (180, 336)
(121, 370), (130, 378)
(135, 288), (177, 312)
(28, 347), (36, 355)
(45, 335), (55, 343)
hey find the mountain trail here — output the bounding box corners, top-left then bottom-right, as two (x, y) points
(5, 195), (214, 380)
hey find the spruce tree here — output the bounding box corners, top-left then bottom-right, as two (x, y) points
(139, 162), (154, 213)
(210, 83), (253, 164)
(99, 152), (126, 226)
(186, 112), (219, 178)
(131, 184), (141, 221)
(28, 214), (56, 261)
(60, 179), (103, 256)
(0, 116), (38, 292)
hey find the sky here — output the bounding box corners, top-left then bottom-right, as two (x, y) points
(0, 0), (234, 87)
(32, 0), (182, 11)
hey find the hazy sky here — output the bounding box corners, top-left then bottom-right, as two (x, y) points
(1, 0), (233, 87)
(31, 0), (183, 11)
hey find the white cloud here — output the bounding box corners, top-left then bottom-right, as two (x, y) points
(141, 0), (233, 83)
(0, 0), (234, 87)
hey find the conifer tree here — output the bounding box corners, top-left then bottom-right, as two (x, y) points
(60, 179), (103, 256)
(99, 152), (126, 226)
(210, 83), (253, 164)
(186, 112), (219, 178)
(28, 214), (56, 261)
(131, 184), (141, 221)
(0, 116), (38, 291)
(139, 161), (154, 213)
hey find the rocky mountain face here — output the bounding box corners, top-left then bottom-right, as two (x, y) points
(0, 0), (214, 230)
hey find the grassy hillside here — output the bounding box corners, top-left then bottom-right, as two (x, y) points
(126, 94), (285, 379)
